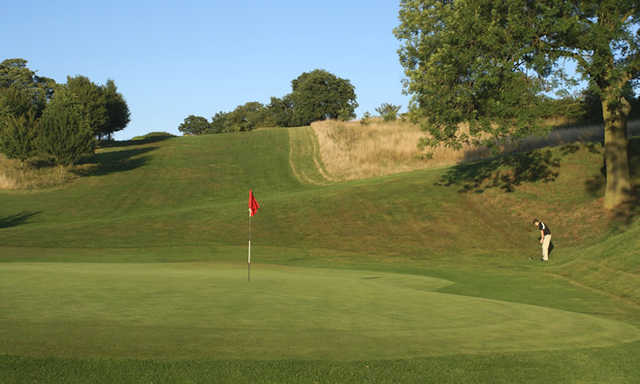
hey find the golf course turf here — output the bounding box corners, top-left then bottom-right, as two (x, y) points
(1, 127), (639, 383)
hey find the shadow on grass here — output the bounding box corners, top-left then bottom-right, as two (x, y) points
(75, 147), (157, 177)
(436, 149), (562, 193)
(0, 211), (41, 229)
(99, 133), (175, 148)
(583, 137), (640, 225)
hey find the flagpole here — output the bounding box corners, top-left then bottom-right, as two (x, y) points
(248, 211), (251, 282)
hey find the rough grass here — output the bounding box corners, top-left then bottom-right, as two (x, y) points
(0, 155), (75, 190)
(311, 118), (640, 181)
(288, 125), (332, 184)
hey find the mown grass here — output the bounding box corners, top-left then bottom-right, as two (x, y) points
(1, 127), (639, 383)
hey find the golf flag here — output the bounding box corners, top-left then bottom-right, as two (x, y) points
(249, 190), (260, 217)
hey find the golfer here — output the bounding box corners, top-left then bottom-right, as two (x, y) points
(532, 218), (551, 261)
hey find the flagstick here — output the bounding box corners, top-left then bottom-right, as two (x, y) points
(248, 212), (251, 282)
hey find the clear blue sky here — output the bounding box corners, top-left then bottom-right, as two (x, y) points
(2, 1), (410, 140)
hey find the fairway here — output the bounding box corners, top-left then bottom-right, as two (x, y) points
(1, 262), (637, 361)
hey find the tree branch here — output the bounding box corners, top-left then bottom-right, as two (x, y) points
(551, 48), (591, 70)
(620, 7), (637, 24)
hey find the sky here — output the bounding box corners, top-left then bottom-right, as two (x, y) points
(2, 0), (411, 140)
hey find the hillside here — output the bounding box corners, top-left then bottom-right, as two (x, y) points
(1, 126), (639, 383)
(1, 127), (638, 297)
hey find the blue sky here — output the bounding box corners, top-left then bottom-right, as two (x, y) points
(2, 1), (410, 139)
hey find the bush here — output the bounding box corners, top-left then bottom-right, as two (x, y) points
(38, 89), (95, 166)
(290, 69), (358, 125)
(360, 112), (372, 125)
(375, 103), (401, 122)
(0, 112), (38, 162)
(179, 115), (210, 135)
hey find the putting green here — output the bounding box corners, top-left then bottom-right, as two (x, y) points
(0, 263), (638, 361)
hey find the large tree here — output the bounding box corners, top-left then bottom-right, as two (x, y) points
(66, 76), (130, 140)
(395, 0), (640, 209)
(0, 58), (56, 118)
(102, 79), (130, 139)
(38, 89), (95, 166)
(289, 69), (358, 126)
(178, 115), (211, 135)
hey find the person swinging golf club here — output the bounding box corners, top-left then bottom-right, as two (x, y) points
(532, 218), (551, 262)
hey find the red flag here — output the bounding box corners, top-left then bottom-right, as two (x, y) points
(249, 190), (260, 217)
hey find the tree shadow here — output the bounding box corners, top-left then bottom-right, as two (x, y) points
(584, 137), (640, 225)
(0, 211), (41, 229)
(99, 133), (175, 148)
(436, 149), (561, 193)
(74, 147), (157, 177)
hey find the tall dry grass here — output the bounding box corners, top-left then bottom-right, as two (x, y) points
(0, 154), (75, 190)
(311, 119), (488, 180)
(311, 118), (640, 181)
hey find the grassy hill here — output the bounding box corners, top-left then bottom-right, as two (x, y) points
(0, 126), (639, 383)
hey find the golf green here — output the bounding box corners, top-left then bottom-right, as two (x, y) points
(1, 262), (638, 361)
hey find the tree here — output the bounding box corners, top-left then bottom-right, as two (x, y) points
(102, 79), (130, 139)
(178, 115), (211, 135)
(360, 111), (372, 125)
(0, 86), (39, 118)
(375, 103), (402, 122)
(66, 75), (108, 137)
(0, 86), (43, 161)
(0, 59), (55, 118)
(65, 76), (130, 140)
(210, 111), (230, 134)
(267, 95), (295, 127)
(227, 102), (271, 132)
(289, 69), (358, 125)
(395, 0), (640, 209)
(38, 89), (95, 166)
(0, 112), (39, 162)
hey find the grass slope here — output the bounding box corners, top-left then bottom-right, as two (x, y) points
(1, 127), (639, 383)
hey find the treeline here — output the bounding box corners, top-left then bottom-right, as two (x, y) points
(178, 69), (358, 135)
(0, 58), (130, 165)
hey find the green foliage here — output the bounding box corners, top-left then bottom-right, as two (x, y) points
(102, 80), (130, 139)
(289, 69), (358, 125)
(375, 103), (401, 122)
(227, 101), (271, 132)
(178, 115), (211, 135)
(0, 58), (53, 119)
(395, 1), (550, 149)
(187, 70), (357, 131)
(65, 76), (130, 139)
(208, 102), (274, 133)
(66, 76), (108, 136)
(267, 96), (295, 127)
(360, 111), (372, 125)
(0, 86), (41, 118)
(209, 111), (230, 134)
(395, 0), (640, 207)
(38, 89), (95, 165)
(0, 112), (39, 161)
(0, 58), (37, 89)
(0, 58), (128, 166)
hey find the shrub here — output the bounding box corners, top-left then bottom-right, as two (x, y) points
(360, 112), (372, 125)
(0, 112), (39, 162)
(38, 89), (95, 165)
(375, 103), (401, 122)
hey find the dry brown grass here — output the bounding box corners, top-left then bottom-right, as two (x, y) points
(0, 154), (76, 190)
(311, 118), (640, 181)
(311, 119), (487, 181)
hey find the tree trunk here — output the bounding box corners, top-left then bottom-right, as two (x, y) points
(601, 93), (632, 210)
